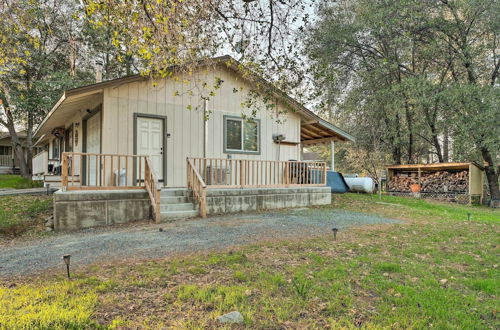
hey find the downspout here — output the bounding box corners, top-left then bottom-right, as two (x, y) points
(203, 99), (208, 158)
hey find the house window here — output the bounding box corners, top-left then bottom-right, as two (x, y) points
(65, 126), (73, 152)
(52, 138), (60, 159)
(0, 146), (10, 155)
(224, 115), (260, 154)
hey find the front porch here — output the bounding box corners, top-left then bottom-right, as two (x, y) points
(52, 152), (331, 230)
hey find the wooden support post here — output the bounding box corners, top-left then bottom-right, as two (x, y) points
(200, 187), (207, 218)
(61, 153), (68, 191)
(155, 192), (161, 223)
(323, 163), (327, 185)
(240, 160), (246, 187)
(330, 140), (335, 171)
(285, 162), (290, 186)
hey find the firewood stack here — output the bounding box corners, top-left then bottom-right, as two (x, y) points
(388, 170), (469, 193)
(387, 175), (417, 192)
(421, 170), (468, 193)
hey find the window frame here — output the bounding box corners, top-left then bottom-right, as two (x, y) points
(223, 115), (261, 155)
(52, 138), (61, 160)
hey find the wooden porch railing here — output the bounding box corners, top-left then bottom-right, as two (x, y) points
(186, 157), (327, 217)
(61, 152), (161, 222)
(32, 151), (48, 175)
(0, 155), (12, 167)
(144, 157), (161, 223)
(187, 157), (327, 188)
(187, 158), (207, 218)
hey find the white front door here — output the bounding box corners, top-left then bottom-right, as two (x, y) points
(86, 112), (101, 186)
(137, 117), (164, 181)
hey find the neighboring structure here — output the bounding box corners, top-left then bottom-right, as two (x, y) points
(387, 162), (484, 204)
(0, 131), (28, 174)
(32, 56), (355, 230)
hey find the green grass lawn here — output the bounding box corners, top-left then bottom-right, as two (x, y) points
(0, 195), (53, 238)
(1, 194), (499, 329)
(0, 174), (43, 189)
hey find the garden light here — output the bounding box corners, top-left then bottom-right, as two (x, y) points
(332, 228), (339, 241)
(62, 254), (71, 278)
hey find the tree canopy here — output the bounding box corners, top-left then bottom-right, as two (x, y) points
(307, 0), (500, 199)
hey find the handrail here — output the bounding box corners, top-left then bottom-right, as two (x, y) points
(144, 157), (161, 223)
(187, 157), (327, 188)
(187, 158), (207, 218)
(61, 152), (161, 223)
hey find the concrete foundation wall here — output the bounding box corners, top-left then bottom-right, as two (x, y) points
(206, 187), (331, 215)
(54, 190), (151, 231)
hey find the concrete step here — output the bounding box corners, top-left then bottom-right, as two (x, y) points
(45, 181), (62, 188)
(160, 202), (196, 212)
(160, 188), (192, 197)
(160, 209), (199, 221)
(160, 196), (193, 204)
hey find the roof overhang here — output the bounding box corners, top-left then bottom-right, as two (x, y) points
(33, 56), (355, 144)
(219, 58), (356, 144)
(33, 75), (147, 140)
(386, 162), (483, 171)
(301, 118), (355, 144)
(33, 89), (103, 140)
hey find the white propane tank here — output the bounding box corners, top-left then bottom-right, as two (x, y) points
(344, 177), (375, 193)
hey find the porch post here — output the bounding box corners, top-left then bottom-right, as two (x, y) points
(330, 140), (335, 172)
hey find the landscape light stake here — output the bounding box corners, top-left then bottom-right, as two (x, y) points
(62, 255), (71, 279)
(467, 213), (471, 221)
(332, 228), (338, 241)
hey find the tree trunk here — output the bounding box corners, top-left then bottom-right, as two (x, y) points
(443, 126), (449, 162)
(481, 147), (500, 202)
(26, 114), (34, 174)
(431, 132), (444, 163)
(404, 100), (414, 164)
(5, 122), (30, 178)
(0, 94), (31, 178)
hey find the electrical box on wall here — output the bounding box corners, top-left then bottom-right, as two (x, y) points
(272, 134), (286, 142)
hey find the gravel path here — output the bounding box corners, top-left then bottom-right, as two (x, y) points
(0, 208), (400, 277)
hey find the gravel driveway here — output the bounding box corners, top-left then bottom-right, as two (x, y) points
(0, 208), (400, 277)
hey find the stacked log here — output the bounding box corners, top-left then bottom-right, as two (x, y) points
(421, 170), (468, 193)
(387, 175), (417, 192)
(388, 170), (468, 193)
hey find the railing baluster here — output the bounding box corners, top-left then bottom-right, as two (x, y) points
(71, 153), (75, 187)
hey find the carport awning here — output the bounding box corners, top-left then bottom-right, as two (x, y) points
(301, 118), (355, 145)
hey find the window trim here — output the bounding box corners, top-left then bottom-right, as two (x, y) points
(223, 115), (261, 155)
(52, 138), (61, 160)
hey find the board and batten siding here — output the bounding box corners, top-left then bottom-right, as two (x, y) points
(102, 66), (302, 187)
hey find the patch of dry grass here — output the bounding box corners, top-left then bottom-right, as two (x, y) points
(1, 194), (499, 328)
